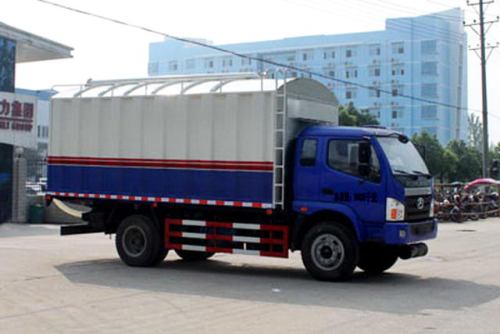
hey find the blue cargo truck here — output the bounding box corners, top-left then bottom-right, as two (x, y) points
(47, 75), (436, 281)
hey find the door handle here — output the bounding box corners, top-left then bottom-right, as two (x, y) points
(322, 188), (334, 195)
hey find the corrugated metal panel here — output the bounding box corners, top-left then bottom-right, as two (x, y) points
(48, 76), (338, 208)
(50, 93), (274, 161)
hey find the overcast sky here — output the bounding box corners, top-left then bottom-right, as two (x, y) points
(3, 0), (500, 142)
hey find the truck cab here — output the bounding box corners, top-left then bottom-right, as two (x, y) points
(292, 126), (436, 279)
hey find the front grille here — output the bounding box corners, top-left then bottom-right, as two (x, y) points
(405, 195), (432, 222)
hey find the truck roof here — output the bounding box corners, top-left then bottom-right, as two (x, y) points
(300, 125), (403, 138)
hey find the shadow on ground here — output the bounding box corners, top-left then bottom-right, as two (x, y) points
(56, 256), (500, 315)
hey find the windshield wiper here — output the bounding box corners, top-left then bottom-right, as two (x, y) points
(412, 170), (432, 178)
(393, 169), (418, 179)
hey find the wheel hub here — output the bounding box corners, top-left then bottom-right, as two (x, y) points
(122, 226), (147, 258)
(311, 234), (345, 271)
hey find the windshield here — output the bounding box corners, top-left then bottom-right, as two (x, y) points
(377, 137), (429, 175)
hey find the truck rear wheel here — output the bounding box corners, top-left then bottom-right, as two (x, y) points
(175, 249), (215, 261)
(301, 222), (359, 281)
(116, 215), (167, 267)
(357, 244), (398, 274)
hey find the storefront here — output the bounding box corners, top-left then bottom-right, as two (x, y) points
(0, 22), (72, 223)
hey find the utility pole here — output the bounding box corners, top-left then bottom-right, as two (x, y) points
(465, 0), (499, 178)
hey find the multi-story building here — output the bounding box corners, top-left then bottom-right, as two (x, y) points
(149, 9), (468, 144)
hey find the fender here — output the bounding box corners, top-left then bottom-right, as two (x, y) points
(293, 201), (365, 241)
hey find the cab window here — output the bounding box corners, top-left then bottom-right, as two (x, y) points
(327, 139), (380, 182)
(300, 139), (317, 166)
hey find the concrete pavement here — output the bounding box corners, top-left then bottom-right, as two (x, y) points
(0, 220), (499, 333)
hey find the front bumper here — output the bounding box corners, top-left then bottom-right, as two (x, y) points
(383, 219), (437, 245)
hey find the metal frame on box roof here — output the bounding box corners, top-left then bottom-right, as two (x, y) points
(55, 73), (293, 98)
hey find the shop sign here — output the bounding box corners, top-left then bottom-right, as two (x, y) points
(0, 92), (37, 148)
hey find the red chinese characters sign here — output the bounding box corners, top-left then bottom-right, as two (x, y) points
(0, 98), (34, 132)
(0, 92), (37, 148)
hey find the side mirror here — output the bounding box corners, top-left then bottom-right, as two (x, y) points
(358, 142), (371, 177)
(358, 142), (371, 164)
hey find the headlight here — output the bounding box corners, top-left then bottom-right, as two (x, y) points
(386, 197), (405, 221)
(429, 199), (435, 218)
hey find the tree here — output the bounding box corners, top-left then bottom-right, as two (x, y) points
(338, 102), (379, 126)
(441, 149), (459, 181)
(411, 131), (445, 179)
(447, 140), (482, 182)
(468, 114), (483, 153)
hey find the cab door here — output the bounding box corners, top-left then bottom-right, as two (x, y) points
(293, 137), (321, 202)
(319, 138), (385, 224)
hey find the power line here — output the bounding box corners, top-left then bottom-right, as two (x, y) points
(34, 0), (499, 121)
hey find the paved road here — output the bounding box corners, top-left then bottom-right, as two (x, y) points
(0, 220), (499, 333)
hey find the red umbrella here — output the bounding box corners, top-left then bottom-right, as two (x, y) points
(464, 178), (500, 190)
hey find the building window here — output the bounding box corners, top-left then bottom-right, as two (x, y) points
(368, 107), (381, 119)
(421, 105), (438, 119)
(422, 40), (437, 55)
(369, 44), (381, 56)
(369, 87), (381, 98)
(345, 88), (357, 99)
(345, 47), (356, 58)
(38, 126), (48, 138)
(391, 64), (405, 76)
(369, 66), (381, 77)
(168, 61), (178, 71)
(303, 53), (307, 61)
(421, 83), (438, 98)
(222, 57), (233, 67)
(392, 42), (404, 54)
(205, 58), (214, 68)
(421, 61), (438, 76)
(324, 48), (336, 59)
(345, 67), (358, 79)
(327, 70), (335, 77)
(392, 85), (403, 96)
(391, 108), (404, 119)
(241, 57), (252, 66)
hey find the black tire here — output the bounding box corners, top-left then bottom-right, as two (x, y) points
(301, 222), (359, 281)
(175, 249), (215, 261)
(151, 248), (169, 265)
(115, 215), (167, 267)
(357, 244), (398, 275)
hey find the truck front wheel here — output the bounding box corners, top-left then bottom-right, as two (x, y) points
(116, 215), (168, 267)
(301, 222), (359, 281)
(357, 244), (398, 274)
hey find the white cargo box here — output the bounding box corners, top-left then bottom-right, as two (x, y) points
(48, 74), (338, 209)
